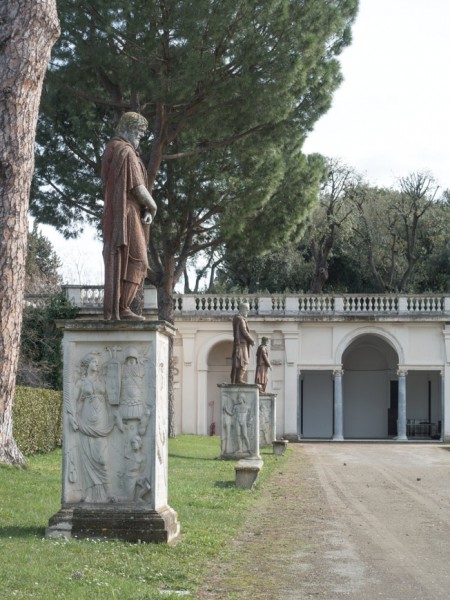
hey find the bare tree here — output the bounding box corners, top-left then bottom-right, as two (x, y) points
(0, 1), (60, 465)
(397, 172), (439, 291)
(309, 159), (361, 293)
(350, 173), (439, 293)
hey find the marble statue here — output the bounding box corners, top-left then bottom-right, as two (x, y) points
(255, 337), (272, 392)
(101, 112), (157, 321)
(231, 302), (254, 384)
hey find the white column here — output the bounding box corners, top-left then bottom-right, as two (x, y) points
(297, 369), (302, 439)
(441, 370), (445, 442)
(283, 330), (300, 439)
(181, 331), (197, 433)
(333, 369), (344, 441)
(197, 369), (208, 435)
(396, 369), (408, 441)
(443, 325), (450, 442)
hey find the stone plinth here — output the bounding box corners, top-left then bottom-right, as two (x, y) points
(218, 384), (260, 460)
(235, 459), (263, 489)
(273, 439), (289, 456)
(259, 393), (277, 447)
(46, 320), (180, 545)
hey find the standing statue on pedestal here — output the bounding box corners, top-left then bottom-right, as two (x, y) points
(230, 302), (254, 384)
(102, 112), (157, 321)
(255, 337), (272, 392)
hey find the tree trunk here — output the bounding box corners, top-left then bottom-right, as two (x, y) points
(0, 1), (60, 465)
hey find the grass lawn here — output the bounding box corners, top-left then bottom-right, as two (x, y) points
(0, 435), (284, 599)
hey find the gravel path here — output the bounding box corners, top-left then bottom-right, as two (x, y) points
(199, 443), (450, 600)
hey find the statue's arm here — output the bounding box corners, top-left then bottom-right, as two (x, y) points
(239, 319), (254, 346)
(131, 184), (157, 221)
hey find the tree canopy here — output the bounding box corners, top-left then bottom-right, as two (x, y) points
(32, 0), (359, 319)
(25, 223), (62, 294)
(216, 165), (450, 294)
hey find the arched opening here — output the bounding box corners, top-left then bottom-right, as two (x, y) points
(206, 340), (233, 435)
(342, 334), (398, 438)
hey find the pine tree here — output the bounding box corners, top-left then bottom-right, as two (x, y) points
(0, 1), (60, 465)
(32, 0), (359, 322)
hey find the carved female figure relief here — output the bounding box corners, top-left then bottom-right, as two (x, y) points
(69, 352), (115, 503)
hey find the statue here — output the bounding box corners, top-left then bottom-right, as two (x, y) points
(101, 112), (157, 321)
(255, 337), (272, 392)
(230, 302), (254, 384)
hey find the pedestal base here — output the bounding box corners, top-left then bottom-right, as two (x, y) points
(46, 504), (180, 545)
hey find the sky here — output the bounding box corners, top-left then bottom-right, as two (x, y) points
(40, 0), (450, 284)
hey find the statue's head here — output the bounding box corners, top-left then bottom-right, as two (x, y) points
(124, 346), (139, 364)
(261, 336), (269, 345)
(238, 302), (250, 316)
(115, 112), (148, 149)
(80, 352), (99, 375)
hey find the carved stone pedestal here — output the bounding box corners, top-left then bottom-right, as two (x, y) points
(46, 320), (180, 545)
(47, 505), (179, 544)
(218, 384), (260, 460)
(259, 393), (277, 447)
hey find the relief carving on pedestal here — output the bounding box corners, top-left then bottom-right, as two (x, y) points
(65, 345), (152, 504)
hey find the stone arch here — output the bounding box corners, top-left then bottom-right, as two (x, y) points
(337, 328), (402, 439)
(198, 334), (234, 435)
(198, 333), (233, 370)
(335, 326), (404, 367)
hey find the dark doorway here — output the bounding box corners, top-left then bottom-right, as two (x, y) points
(388, 380), (398, 436)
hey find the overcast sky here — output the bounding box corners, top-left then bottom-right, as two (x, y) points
(42, 0), (450, 284)
(303, 0), (450, 189)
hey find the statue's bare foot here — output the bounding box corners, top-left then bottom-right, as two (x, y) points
(119, 308), (145, 321)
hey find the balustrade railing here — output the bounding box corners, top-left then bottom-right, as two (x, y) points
(59, 287), (450, 319)
(172, 293), (449, 318)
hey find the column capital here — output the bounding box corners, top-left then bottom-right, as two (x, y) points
(397, 369), (408, 377)
(333, 369), (344, 377)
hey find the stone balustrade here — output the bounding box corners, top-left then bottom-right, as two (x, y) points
(61, 285), (158, 314)
(172, 293), (449, 319)
(56, 287), (450, 320)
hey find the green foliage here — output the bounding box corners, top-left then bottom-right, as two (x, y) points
(32, 0), (359, 316)
(18, 291), (79, 389)
(0, 436), (285, 599)
(215, 244), (312, 293)
(13, 387), (63, 455)
(26, 223), (62, 293)
(217, 167), (450, 294)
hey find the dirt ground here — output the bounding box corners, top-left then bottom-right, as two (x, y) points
(199, 443), (450, 600)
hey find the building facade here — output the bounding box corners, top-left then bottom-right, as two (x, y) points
(66, 288), (450, 442)
(172, 294), (450, 442)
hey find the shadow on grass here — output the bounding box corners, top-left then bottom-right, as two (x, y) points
(214, 480), (235, 489)
(168, 453), (219, 461)
(0, 526), (45, 539)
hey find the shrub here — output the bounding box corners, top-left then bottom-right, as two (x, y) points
(13, 386), (63, 455)
(18, 290), (78, 390)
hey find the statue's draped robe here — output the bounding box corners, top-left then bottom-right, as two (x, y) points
(255, 344), (271, 391)
(102, 137), (150, 319)
(231, 314), (253, 383)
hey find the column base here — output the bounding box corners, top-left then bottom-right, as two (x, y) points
(333, 435), (344, 441)
(46, 504), (180, 545)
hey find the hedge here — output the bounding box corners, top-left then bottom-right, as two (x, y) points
(13, 386), (63, 456)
